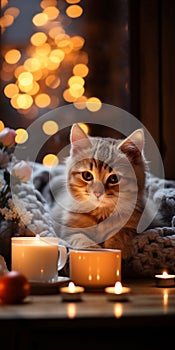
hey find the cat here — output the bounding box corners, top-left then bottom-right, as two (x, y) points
(51, 123), (164, 258)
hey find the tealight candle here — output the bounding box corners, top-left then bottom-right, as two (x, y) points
(105, 281), (131, 302)
(155, 271), (175, 287)
(60, 281), (85, 301)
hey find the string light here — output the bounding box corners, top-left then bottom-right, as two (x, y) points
(0, 0), (102, 167)
(1, 0), (101, 118)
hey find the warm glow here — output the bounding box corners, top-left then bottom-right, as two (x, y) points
(0, 14), (14, 28)
(114, 281), (122, 294)
(27, 81), (40, 96)
(33, 13), (48, 27)
(71, 35), (85, 50)
(55, 33), (71, 48)
(4, 7), (20, 18)
(63, 89), (76, 102)
(69, 86), (84, 98)
(24, 58), (41, 72)
(35, 93), (51, 108)
(77, 123), (89, 134)
(43, 6), (60, 20)
(18, 72), (34, 87)
(113, 303), (123, 319)
(68, 281), (76, 292)
(73, 96), (87, 109)
(42, 120), (59, 135)
(4, 49), (21, 64)
(162, 271), (169, 278)
(163, 289), (168, 307)
(86, 97), (102, 112)
(1, 0), (101, 116)
(17, 94), (33, 109)
(45, 75), (60, 89)
(68, 75), (84, 88)
(10, 94), (20, 109)
(49, 26), (65, 39)
(43, 154), (59, 167)
(30, 32), (47, 46)
(14, 65), (25, 79)
(35, 43), (51, 57)
(4, 83), (19, 98)
(73, 64), (89, 77)
(15, 128), (29, 144)
(66, 0), (81, 3)
(0, 121), (5, 132)
(49, 49), (65, 63)
(40, 0), (57, 9)
(67, 303), (76, 319)
(66, 5), (83, 18)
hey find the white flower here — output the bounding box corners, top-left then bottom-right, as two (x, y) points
(0, 197), (33, 227)
(12, 160), (32, 182)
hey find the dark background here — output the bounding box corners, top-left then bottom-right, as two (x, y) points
(1, 0), (175, 179)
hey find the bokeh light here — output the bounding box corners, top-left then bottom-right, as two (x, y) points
(43, 153), (59, 167)
(42, 120), (59, 135)
(15, 128), (29, 144)
(86, 97), (102, 112)
(0, 121), (5, 132)
(0, 0), (102, 143)
(4, 49), (21, 64)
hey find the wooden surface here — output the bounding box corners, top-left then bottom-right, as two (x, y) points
(0, 278), (175, 349)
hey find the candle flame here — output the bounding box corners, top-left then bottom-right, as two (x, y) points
(114, 281), (122, 294)
(162, 271), (168, 278)
(68, 281), (76, 292)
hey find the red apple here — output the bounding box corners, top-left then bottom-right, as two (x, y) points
(0, 270), (30, 304)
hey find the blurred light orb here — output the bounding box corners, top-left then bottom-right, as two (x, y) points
(43, 154), (59, 167)
(15, 128), (29, 144)
(42, 120), (59, 135)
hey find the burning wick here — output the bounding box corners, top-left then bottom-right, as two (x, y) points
(105, 281), (131, 301)
(60, 281), (84, 301)
(155, 271), (175, 287)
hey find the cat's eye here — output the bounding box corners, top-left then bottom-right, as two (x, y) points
(107, 174), (120, 184)
(82, 171), (93, 181)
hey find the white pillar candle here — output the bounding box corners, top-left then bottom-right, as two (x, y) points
(11, 237), (59, 282)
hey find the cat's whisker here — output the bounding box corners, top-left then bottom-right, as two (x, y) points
(51, 124), (150, 248)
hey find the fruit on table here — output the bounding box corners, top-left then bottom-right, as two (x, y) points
(0, 270), (30, 304)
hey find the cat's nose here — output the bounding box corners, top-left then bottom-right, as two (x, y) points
(94, 192), (102, 199)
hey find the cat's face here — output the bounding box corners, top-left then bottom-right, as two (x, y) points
(65, 124), (146, 220)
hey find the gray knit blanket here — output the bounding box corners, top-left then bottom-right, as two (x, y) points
(1, 162), (175, 278)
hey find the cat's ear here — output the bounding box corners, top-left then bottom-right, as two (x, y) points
(70, 123), (92, 154)
(118, 129), (145, 163)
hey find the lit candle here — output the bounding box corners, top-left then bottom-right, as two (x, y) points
(105, 281), (131, 302)
(155, 271), (175, 287)
(60, 281), (84, 301)
(11, 236), (59, 282)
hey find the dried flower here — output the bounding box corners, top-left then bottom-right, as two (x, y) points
(0, 127), (16, 147)
(11, 160), (32, 183)
(0, 126), (33, 229)
(0, 198), (32, 227)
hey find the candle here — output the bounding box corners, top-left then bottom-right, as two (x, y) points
(155, 271), (175, 287)
(11, 237), (68, 282)
(60, 281), (84, 301)
(105, 281), (131, 302)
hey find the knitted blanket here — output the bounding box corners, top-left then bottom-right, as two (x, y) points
(1, 161), (175, 278)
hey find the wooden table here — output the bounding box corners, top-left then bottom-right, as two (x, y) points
(0, 278), (175, 350)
